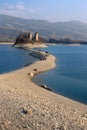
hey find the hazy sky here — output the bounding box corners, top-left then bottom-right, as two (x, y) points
(0, 0), (87, 23)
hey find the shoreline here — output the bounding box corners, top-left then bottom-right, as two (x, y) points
(0, 44), (87, 129)
(13, 43), (47, 48)
(0, 42), (14, 44)
(46, 42), (87, 46)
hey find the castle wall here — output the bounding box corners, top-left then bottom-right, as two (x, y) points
(28, 33), (33, 40)
(34, 32), (39, 42)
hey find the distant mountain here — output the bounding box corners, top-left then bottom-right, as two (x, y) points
(0, 14), (87, 41)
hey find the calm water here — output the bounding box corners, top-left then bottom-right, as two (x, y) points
(0, 44), (35, 74)
(33, 45), (87, 104)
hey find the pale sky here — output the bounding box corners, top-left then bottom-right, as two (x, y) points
(0, 0), (87, 23)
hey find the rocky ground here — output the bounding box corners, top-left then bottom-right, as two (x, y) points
(0, 51), (87, 130)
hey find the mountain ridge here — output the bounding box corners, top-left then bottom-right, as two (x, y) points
(0, 14), (87, 41)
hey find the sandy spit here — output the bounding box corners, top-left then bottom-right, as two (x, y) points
(14, 43), (47, 48)
(0, 49), (87, 130)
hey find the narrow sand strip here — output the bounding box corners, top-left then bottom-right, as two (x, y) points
(0, 50), (87, 130)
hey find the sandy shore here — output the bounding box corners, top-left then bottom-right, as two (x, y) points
(0, 48), (87, 130)
(13, 43), (47, 48)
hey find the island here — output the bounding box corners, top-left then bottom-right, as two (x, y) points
(13, 32), (47, 48)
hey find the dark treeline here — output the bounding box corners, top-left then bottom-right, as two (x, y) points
(49, 38), (87, 45)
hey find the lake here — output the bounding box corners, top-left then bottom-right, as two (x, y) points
(0, 44), (87, 104)
(33, 45), (87, 105)
(0, 44), (35, 74)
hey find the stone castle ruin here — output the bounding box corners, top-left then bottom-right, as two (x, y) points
(15, 32), (39, 44)
(28, 32), (33, 40)
(33, 32), (39, 42)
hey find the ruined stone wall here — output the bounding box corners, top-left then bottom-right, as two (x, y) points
(28, 33), (32, 40)
(15, 32), (40, 45)
(33, 32), (39, 42)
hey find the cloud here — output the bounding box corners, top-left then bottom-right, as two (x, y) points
(16, 1), (24, 9)
(4, 1), (25, 10)
(0, 1), (59, 22)
(0, 1), (40, 19)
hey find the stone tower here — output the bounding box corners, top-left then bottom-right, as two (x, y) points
(28, 32), (33, 40)
(34, 32), (39, 42)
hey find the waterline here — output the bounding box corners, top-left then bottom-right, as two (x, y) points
(33, 45), (87, 104)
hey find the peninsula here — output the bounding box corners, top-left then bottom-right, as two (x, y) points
(0, 43), (87, 130)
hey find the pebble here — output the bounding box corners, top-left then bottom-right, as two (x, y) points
(22, 125), (30, 129)
(59, 125), (67, 130)
(28, 72), (34, 77)
(20, 108), (28, 114)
